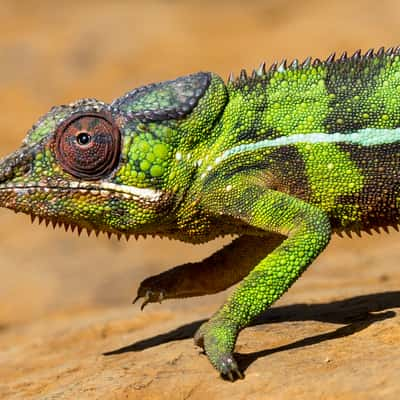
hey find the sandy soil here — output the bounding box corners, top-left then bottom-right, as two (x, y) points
(1, 1), (400, 399)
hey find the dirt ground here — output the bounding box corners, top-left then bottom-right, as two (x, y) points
(1, 1), (400, 399)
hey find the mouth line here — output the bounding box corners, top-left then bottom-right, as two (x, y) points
(0, 181), (164, 202)
(0, 182), (163, 241)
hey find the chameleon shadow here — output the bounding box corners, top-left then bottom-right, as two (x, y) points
(104, 318), (207, 354)
(103, 290), (399, 359)
(236, 310), (394, 374)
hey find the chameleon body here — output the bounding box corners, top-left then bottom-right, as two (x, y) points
(1, 47), (400, 380)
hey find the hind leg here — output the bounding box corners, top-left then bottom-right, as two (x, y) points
(134, 233), (284, 309)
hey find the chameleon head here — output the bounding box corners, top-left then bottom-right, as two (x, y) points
(0, 98), (172, 236)
(0, 72), (227, 237)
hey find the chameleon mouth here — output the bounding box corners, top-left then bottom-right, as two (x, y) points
(0, 181), (164, 203)
(0, 182), (168, 240)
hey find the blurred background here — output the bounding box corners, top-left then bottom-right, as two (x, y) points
(0, 0), (399, 324)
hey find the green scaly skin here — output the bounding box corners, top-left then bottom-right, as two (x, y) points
(1, 46), (400, 380)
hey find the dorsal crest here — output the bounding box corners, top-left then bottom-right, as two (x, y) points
(228, 46), (400, 87)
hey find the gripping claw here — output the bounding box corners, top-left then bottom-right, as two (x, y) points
(220, 356), (244, 381)
(140, 293), (151, 311)
(132, 289), (165, 311)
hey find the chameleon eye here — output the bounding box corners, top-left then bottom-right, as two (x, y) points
(54, 112), (121, 180)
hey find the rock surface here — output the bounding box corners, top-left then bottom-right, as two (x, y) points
(1, 1), (400, 399)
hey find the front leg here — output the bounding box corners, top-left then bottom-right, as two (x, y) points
(196, 188), (331, 380)
(134, 233), (284, 309)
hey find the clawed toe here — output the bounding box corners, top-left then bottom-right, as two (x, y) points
(219, 354), (244, 381)
(132, 289), (165, 310)
(194, 318), (244, 381)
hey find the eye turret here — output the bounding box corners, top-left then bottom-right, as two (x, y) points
(54, 111), (121, 180)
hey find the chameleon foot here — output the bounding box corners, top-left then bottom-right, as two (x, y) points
(194, 319), (244, 381)
(133, 288), (165, 310)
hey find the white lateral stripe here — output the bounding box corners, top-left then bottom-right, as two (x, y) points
(220, 128), (400, 162)
(99, 182), (163, 201)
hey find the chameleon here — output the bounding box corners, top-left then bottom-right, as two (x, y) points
(1, 46), (400, 381)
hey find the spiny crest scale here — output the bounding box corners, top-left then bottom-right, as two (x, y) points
(28, 211), (159, 241)
(227, 46), (400, 87)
